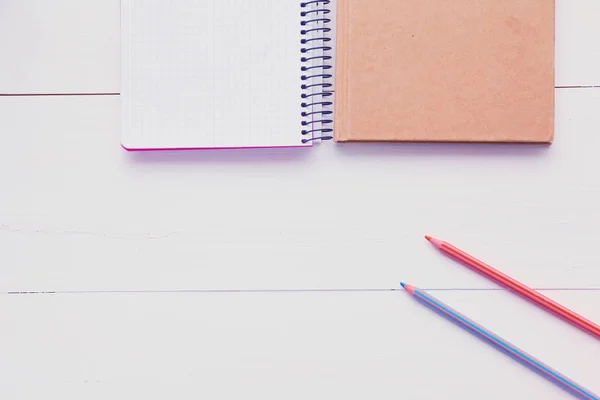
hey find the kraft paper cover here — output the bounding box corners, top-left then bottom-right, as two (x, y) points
(335, 0), (555, 143)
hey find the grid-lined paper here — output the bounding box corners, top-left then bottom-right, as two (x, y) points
(121, 0), (306, 149)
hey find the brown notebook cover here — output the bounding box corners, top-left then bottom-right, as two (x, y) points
(335, 0), (555, 143)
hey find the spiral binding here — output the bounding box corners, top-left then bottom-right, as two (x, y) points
(300, 0), (334, 144)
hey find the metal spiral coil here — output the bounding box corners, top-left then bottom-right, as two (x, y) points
(300, 0), (334, 143)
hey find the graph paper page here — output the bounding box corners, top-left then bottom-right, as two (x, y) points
(121, 0), (306, 149)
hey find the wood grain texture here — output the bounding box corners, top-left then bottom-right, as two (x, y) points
(1, 3), (600, 398)
(1, 0), (599, 93)
(2, 290), (599, 399)
(0, 0), (120, 94)
(1, 89), (600, 291)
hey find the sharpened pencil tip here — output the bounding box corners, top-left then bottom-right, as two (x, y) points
(424, 235), (444, 249)
(400, 282), (416, 295)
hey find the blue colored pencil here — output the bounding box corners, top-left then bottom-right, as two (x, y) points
(401, 282), (598, 400)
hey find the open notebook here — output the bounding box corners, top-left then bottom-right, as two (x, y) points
(121, 0), (334, 150)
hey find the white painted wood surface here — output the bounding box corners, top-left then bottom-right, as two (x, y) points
(2, 290), (599, 399)
(1, 0), (599, 93)
(2, 89), (600, 292)
(1, 1), (599, 398)
(0, 0), (120, 94)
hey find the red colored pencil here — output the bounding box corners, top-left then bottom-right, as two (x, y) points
(425, 235), (600, 339)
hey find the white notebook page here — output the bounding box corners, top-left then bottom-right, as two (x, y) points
(121, 0), (306, 149)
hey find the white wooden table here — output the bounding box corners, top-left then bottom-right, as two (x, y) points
(1, 1), (600, 398)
